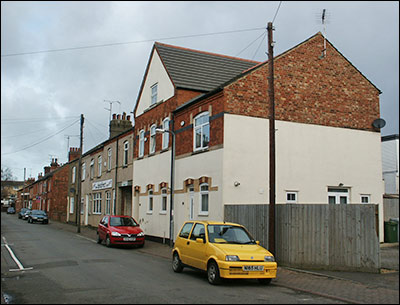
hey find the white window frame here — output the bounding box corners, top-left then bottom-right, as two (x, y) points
(107, 148), (112, 171)
(98, 155), (102, 177)
(90, 159), (94, 179)
(150, 125), (156, 154)
(361, 194), (371, 204)
(162, 118), (169, 150)
(193, 112), (210, 151)
(286, 191), (298, 203)
(160, 188), (167, 214)
(72, 166), (76, 184)
(139, 130), (145, 158)
(199, 183), (209, 216)
(328, 188), (350, 204)
(151, 83), (158, 105)
(106, 191), (111, 215)
(123, 140), (129, 166)
(82, 163), (86, 181)
(93, 192), (102, 214)
(148, 190), (154, 214)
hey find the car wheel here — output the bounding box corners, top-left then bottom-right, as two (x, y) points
(258, 278), (272, 285)
(172, 252), (184, 273)
(207, 261), (221, 285)
(105, 235), (112, 247)
(97, 233), (102, 244)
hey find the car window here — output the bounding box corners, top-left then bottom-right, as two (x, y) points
(189, 223), (206, 241)
(179, 222), (194, 239)
(207, 225), (256, 244)
(32, 210), (46, 215)
(110, 217), (137, 227)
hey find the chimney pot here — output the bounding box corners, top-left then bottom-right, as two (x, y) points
(117, 114), (121, 120)
(127, 115), (131, 121)
(112, 113), (117, 120)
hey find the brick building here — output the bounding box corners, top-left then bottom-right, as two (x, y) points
(132, 32), (385, 243)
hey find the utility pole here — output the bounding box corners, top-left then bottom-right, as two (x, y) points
(267, 22), (276, 256)
(77, 114), (84, 233)
(23, 168), (26, 209)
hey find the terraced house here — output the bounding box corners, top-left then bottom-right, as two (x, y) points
(132, 32), (385, 243)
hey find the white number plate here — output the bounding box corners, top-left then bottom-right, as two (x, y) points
(243, 265), (264, 271)
(123, 237), (136, 241)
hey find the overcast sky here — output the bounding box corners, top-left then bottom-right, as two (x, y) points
(1, 1), (399, 181)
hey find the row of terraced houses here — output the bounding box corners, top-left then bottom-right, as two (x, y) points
(16, 32), (387, 243)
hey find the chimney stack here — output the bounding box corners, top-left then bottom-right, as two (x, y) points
(109, 112), (133, 139)
(68, 147), (81, 162)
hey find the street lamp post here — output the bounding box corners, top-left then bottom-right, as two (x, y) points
(156, 128), (175, 247)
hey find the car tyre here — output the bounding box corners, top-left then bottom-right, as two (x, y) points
(258, 278), (272, 285)
(97, 233), (102, 244)
(105, 235), (112, 247)
(207, 261), (221, 285)
(172, 252), (184, 273)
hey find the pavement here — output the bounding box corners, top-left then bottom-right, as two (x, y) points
(3, 220), (399, 304)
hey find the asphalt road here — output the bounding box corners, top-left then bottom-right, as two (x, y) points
(1, 212), (344, 304)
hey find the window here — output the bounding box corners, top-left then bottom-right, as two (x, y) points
(139, 130), (145, 158)
(190, 223), (206, 241)
(81, 197), (84, 215)
(82, 163), (86, 181)
(106, 191), (111, 214)
(328, 188), (349, 204)
(93, 192), (102, 214)
(72, 166), (76, 184)
(148, 190), (153, 213)
(98, 155), (102, 177)
(151, 83), (158, 105)
(286, 191), (298, 203)
(199, 183), (209, 215)
(162, 118), (169, 150)
(150, 125), (156, 154)
(361, 195), (371, 204)
(90, 159), (94, 179)
(123, 141), (129, 166)
(107, 148), (112, 171)
(194, 112), (210, 151)
(161, 188), (167, 213)
(179, 222), (193, 239)
(69, 197), (74, 214)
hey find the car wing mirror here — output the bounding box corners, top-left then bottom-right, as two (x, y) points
(196, 238), (205, 244)
(256, 241), (260, 245)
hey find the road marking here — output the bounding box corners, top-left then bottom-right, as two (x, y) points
(76, 234), (97, 243)
(2, 236), (33, 272)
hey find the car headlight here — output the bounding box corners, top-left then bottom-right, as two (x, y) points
(111, 232), (121, 237)
(225, 255), (240, 261)
(264, 256), (275, 262)
(137, 232), (145, 237)
(32, 217), (38, 220)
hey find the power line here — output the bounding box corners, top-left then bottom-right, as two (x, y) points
(272, 1), (283, 24)
(1, 26), (266, 58)
(1, 118), (80, 155)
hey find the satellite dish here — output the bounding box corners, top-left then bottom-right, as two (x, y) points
(372, 118), (386, 129)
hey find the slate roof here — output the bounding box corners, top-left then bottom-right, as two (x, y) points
(155, 42), (260, 92)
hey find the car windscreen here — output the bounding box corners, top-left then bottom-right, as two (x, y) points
(207, 225), (256, 244)
(31, 210), (46, 215)
(110, 217), (137, 227)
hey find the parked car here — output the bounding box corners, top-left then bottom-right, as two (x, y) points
(19, 208), (31, 220)
(27, 209), (49, 224)
(97, 215), (145, 248)
(7, 207), (16, 214)
(172, 221), (277, 285)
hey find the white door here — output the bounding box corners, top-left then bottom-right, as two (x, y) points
(85, 195), (89, 225)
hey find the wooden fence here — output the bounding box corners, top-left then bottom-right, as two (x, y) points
(224, 204), (380, 273)
(383, 196), (399, 221)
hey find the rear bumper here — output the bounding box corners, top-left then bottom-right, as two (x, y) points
(218, 261), (277, 279)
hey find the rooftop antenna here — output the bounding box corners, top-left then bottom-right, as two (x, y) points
(64, 134), (79, 161)
(104, 100), (121, 122)
(318, 8), (330, 59)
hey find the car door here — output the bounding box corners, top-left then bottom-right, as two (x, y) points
(176, 222), (194, 265)
(99, 216), (109, 240)
(187, 223), (207, 270)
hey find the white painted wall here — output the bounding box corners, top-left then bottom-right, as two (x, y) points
(223, 114), (385, 242)
(135, 50), (175, 117)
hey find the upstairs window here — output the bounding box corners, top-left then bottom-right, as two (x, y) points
(162, 118), (169, 150)
(123, 141), (129, 166)
(98, 155), (102, 177)
(139, 130), (145, 158)
(151, 83), (158, 105)
(107, 148), (112, 171)
(82, 163), (86, 181)
(150, 125), (156, 154)
(194, 112), (210, 151)
(90, 159), (94, 179)
(72, 166), (76, 184)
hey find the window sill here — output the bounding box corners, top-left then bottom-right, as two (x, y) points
(147, 211), (153, 215)
(192, 148), (209, 156)
(198, 212), (209, 217)
(159, 211), (167, 215)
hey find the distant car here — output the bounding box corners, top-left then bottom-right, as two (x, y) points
(27, 209), (48, 224)
(19, 208), (31, 220)
(172, 221), (277, 285)
(7, 207), (16, 214)
(97, 215), (145, 248)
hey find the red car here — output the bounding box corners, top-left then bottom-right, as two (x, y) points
(97, 215), (145, 248)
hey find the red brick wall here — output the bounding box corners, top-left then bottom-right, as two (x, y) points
(47, 165), (69, 222)
(224, 33), (380, 132)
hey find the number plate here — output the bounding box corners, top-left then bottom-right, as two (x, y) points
(243, 265), (264, 271)
(123, 237), (136, 241)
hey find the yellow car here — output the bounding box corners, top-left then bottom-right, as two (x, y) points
(172, 221), (277, 285)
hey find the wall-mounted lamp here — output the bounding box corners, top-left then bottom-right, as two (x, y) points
(234, 181), (240, 187)
(338, 183), (344, 187)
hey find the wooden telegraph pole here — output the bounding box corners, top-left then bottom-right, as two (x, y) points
(267, 22), (276, 255)
(77, 114), (84, 233)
